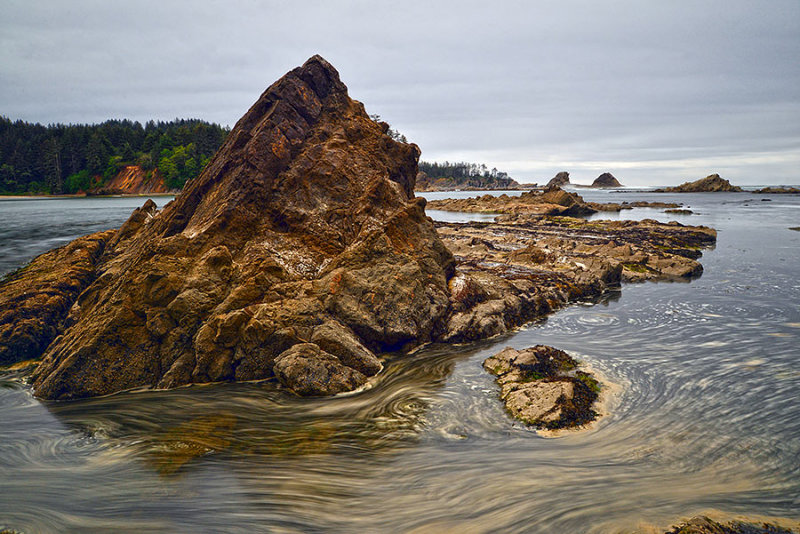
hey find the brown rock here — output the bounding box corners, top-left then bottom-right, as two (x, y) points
(0, 231), (114, 366)
(483, 346), (599, 429)
(665, 515), (796, 534)
(89, 165), (170, 195)
(426, 186), (597, 216)
(655, 174), (743, 192)
(273, 343), (367, 396)
(546, 171), (570, 188)
(591, 172), (622, 188)
(754, 186), (800, 194)
(8, 55), (455, 400)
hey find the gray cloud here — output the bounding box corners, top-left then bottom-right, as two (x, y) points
(1, 0), (798, 185)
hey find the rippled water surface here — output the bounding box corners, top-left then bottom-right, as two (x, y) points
(1, 192), (799, 533)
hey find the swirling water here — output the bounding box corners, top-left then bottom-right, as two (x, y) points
(1, 191), (799, 533)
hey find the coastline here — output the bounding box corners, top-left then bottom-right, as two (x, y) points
(0, 193), (176, 200)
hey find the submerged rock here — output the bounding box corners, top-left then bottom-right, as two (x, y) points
(655, 174), (743, 193)
(6, 55), (455, 399)
(483, 346), (599, 429)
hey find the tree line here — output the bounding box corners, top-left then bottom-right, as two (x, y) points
(418, 161), (510, 181)
(0, 117), (229, 194)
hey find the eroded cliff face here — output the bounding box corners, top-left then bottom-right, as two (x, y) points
(27, 55), (454, 400)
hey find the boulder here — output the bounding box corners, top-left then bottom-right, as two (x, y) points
(8, 55), (456, 399)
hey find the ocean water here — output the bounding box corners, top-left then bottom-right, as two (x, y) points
(1, 191), (799, 533)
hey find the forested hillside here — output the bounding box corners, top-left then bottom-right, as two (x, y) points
(416, 161), (520, 190)
(0, 117), (228, 194)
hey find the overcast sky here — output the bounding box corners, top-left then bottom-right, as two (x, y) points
(1, 1), (798, 185)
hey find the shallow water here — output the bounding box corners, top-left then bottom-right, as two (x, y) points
(1, 191), (799, 533)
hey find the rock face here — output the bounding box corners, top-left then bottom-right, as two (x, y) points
(0, 232), (114, 366)
(753, 186), (800, 194)
(655, 174), (743, 193)
(14, 55), (456, 399)
(546, 171), (570, 188)
(483, 346), (599, 429)
(89, 165), (170, 195)
(591, 172), (622, 188)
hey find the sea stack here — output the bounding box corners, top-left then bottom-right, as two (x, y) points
(591, 172), (622, 188)
(5, 55), (456, 399)
(546, 171), (570, 188)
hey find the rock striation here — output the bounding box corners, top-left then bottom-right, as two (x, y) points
(3, 55), (456, 399)
(89, 165), (170, 195)
(591, 172), (622, 188)
(655, 174), (743, 193)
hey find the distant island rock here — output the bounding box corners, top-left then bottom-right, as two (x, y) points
(546, 171), (570, 188)
(591, 172), (622, 188)
(753, 186), (800, 194)
(655, 174), (743, 193)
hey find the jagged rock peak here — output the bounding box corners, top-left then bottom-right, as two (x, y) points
(19, 56), (453, 400)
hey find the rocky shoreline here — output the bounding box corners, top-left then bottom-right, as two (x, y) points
(0, 56), (713, 433)
(426, 186), (681, 216)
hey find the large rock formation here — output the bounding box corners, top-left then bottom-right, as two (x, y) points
(546, 171), (570, 188)
(655, 174), (743, 193)
(591, 172), (622, 188)
(9, 55), (455, 399)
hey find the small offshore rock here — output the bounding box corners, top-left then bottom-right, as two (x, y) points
(546, 171), (570, 188)
(591, 172), (622, 188)
(483, 345), (600, 429)
(655, 174), (743, 193)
